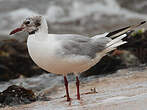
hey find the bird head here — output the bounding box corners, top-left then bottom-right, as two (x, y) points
(9, 16), (48, 35)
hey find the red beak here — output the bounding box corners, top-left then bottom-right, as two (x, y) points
(9, 27), (24, 35)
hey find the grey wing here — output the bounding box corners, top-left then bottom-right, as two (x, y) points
(56, 34), (110, 59)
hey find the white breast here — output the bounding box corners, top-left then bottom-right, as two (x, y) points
(27, 34), (59, 73)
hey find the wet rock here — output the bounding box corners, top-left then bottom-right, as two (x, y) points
(112, 50), (140, 67)
(0, 85), (36, 106)
(122, 29), (147, 63)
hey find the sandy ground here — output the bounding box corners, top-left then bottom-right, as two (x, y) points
(1, 66), (147, 110)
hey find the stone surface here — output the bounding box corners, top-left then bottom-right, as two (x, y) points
(0, 85), (36, 106)
(1, 67), (147, 110)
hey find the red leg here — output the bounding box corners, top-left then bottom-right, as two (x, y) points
(64, 76), (71, 101)
(76, 76), (80, 100)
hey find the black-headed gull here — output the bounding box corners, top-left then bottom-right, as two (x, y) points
(10, 16), (146, 101)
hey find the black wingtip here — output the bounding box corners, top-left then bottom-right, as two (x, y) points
(140, 21), (146, 25)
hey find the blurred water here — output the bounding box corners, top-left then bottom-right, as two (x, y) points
(0, 0), (147, 40)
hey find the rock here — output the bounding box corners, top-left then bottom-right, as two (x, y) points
(122, 29), (147, 63)
(112, 50), (140, 67)
(1, 68), (147, 110)
(0, 85), (36, 106)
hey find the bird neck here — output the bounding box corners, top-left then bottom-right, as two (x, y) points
(37, 16), (48, 34)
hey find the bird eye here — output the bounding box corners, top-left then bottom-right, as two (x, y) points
(25, 20), (30, 25)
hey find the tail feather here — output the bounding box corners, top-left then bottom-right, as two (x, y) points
(103, 41), (127, 54)
(106, 21), (146, 39)
(104, 21), (146, 54)
(106, 34), (127, 47)
(102, 34), (127, 56)
(108, 41), (127, 49)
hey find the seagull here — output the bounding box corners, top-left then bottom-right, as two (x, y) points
(9, 16), (146, 101)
